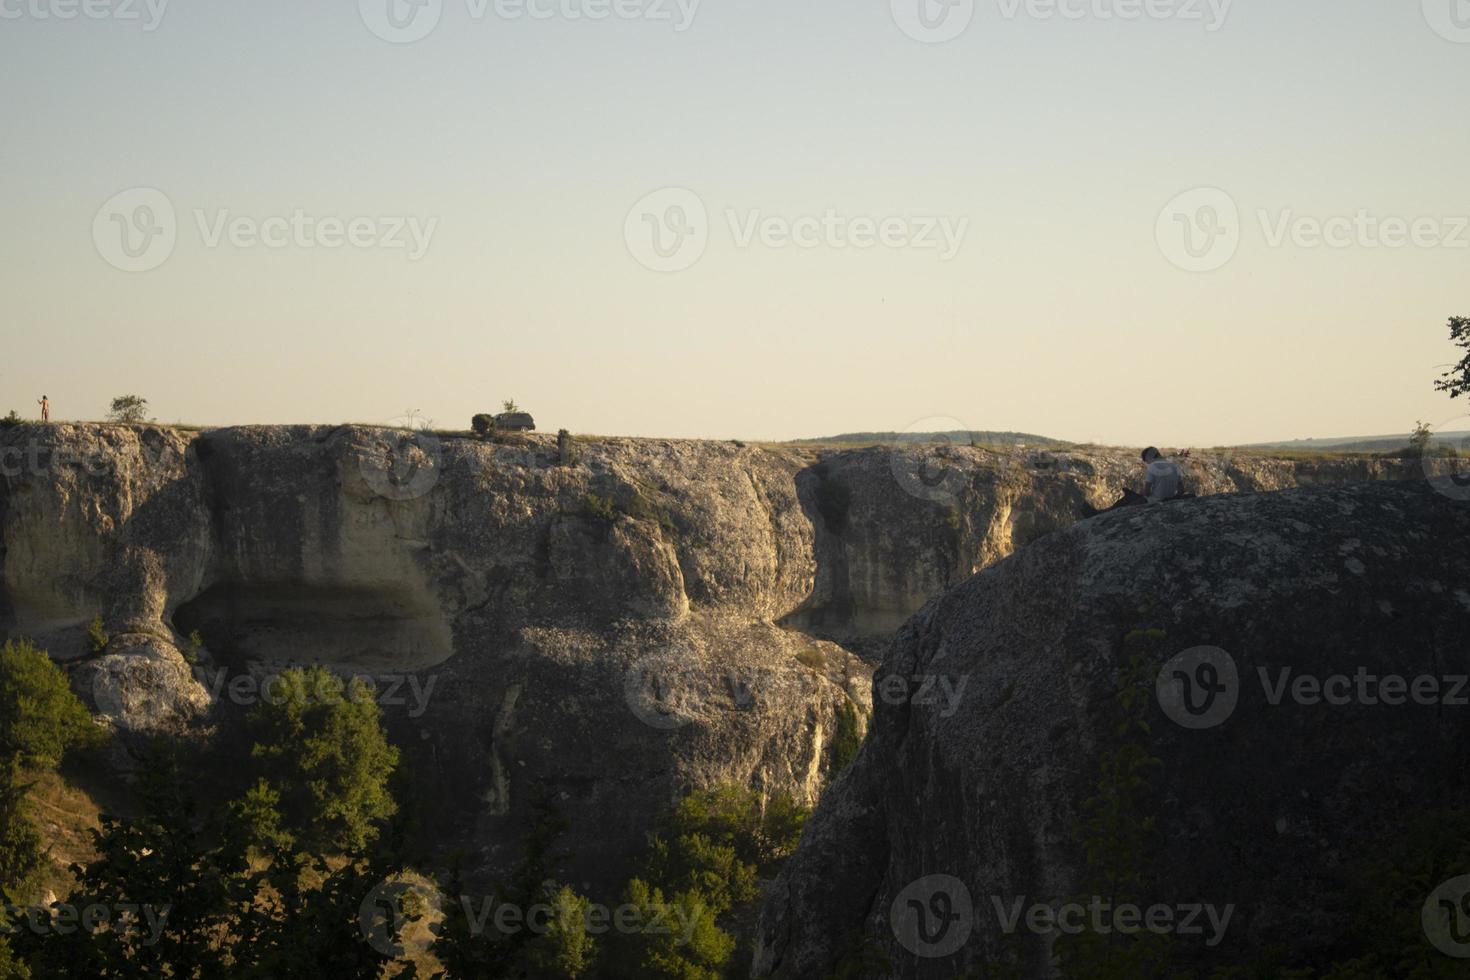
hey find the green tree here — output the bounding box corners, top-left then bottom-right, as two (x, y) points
(86, 616), (109, 655)
(0, 757), (43, 900)
(522, 885), (595, 979)
(0, 933), (29, 980)
(665, 785), (807, 870)
(605, 879), (731, 980)
(432, 793), (597, 979)
(828, 700), (864, 778)
(501, 399), (520, 414)
(0, 640), (102, 769)
(228, 847), (412, 980)
(18, 741), (246, 979)
(243, 667), (399, 855)
(1409, 420), (1433, 457)
(105, 396), (150, 424)
(1433, 315), (1470, 399)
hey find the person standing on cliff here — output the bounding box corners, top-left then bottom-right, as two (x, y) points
(37, 395), (49, 422)
(1082, 447), (1189, 516)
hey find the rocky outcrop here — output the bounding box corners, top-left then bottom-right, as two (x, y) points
(0, 424), (1454, 890)
(754, 480), (1470, 978)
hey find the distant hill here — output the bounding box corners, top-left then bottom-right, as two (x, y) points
(1237, 431), (1470, 453)
(793, 430), (1065, 447)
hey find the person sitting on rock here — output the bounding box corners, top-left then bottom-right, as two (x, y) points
(1082, 447), (1190, 516)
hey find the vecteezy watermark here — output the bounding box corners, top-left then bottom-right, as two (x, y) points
(889, 875), (1233, 958)
(1, 901), (171, 947)
(624, 648), (703, 730)
(359, 876), (443, 959)
(358, 422), (444, 502)
(624, 188), (969, 273)
(358, 878), (706, 960)
(0, 0), (168, 29)
(892, 0), (1230, 42)
(1158, 188), (1470, 273)
(891, 875), (974, 958)
(994, 0), (1231, 29)
(1423, 0), (1470, 43)
(359, 0), (698, 44)
(1257, 210), (1470, 251)
(1157, 647), (1470, 731)
(192, 668), (440, 718)
(624, 188), (709, 273)
(0, 437), (178, 479)
(1156, 188), (1241, 273)
(1424, 417), (1470, 502)
(991, 895), (1234, 947)
(623, 651), (822, 730)
(93, 188), (178, 273)
(888, 416), (976, 506)
(874, 673), (970, 718)
(1257, 667), (1470, 709)
(92, 188), (438, 273)
(1423, 875), (1470, 958)
(1156, 646), (1239, 729)
(891, 0), (976, 43)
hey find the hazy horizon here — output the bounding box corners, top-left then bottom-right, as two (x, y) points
(4, 0), (1469, 446)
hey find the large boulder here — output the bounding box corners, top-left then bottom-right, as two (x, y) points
(755, 479), (1470, 978)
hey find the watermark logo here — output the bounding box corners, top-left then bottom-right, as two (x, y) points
(1, 901), (171, 947)
(1258, 210), (1469, 251)
(1423, 0), (1470, 42)
(995, 0), (1231, 30)
(194, 668), (440, 718)
(359, 876), (441, 959)
(889, 416), (974, 506)
(194, 209), (437, 259)
(361, 0), (444, 42)
(0, 0), (169, 29)
(1423, 875), (1470, 957)
(892, 0), (975, 43)
(891, 875), (974, 958)
(1156, 646), (1239, 730)
(359, 420), (444, 501)
(0, 438), (139, 479)
(726, 209), (968, 260)
(625, 189), (969, 272)
(93, 187), (177, 273)
(875, 673), (970, 717)
(992, 895), (1234, 946)
(1423, 417), (1470, 502)
(361, 0), (698, 43)
(1156, 188), (1240, 273)
(624, 647), (703, 730)
(92, 188), (437, 273)
(625, 188), (709, 273)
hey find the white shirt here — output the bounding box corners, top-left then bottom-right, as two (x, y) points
(1145, 459), (1183, 502)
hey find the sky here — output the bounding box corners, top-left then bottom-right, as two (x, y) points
(1, 0), (1467, 446)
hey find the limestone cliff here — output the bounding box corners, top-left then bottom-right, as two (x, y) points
(0, 423), (1448, 887)
(754, 479), (1470, 977)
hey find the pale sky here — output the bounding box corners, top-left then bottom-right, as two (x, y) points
(2, 0), (1467, 446)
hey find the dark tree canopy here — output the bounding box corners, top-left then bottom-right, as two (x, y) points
(1433, 315), (1470, 399)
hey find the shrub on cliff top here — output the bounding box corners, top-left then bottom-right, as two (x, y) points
(105, 395), (150, 424)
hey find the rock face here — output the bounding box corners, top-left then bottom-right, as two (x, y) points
(754, 480), (1470, 978)
(0, 424), (1453, 889)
